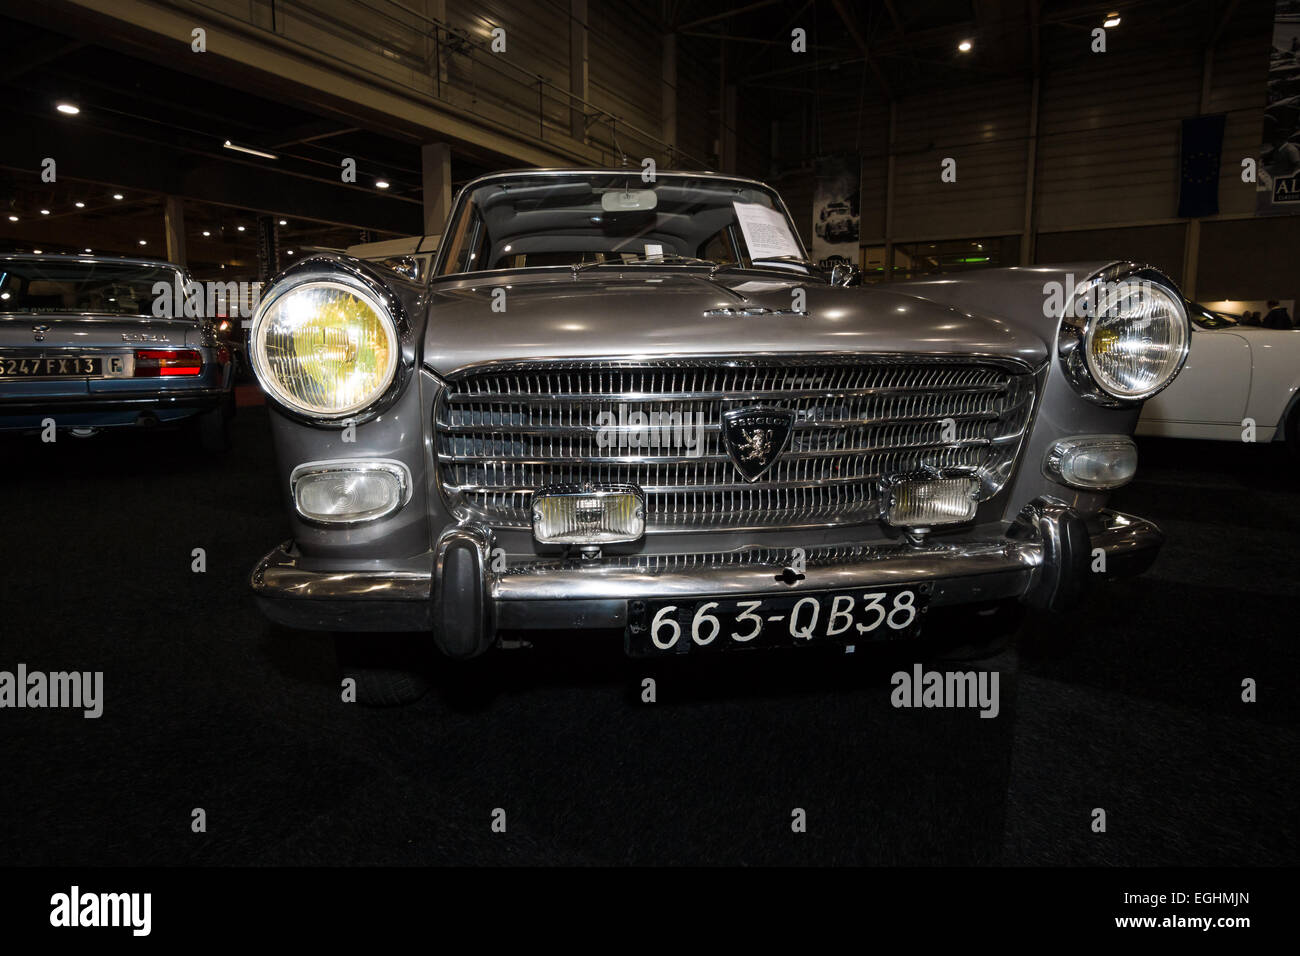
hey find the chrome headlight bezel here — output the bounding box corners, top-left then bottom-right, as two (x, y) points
(1057, 263), (1190, 407)
(249, 261), (410, 427)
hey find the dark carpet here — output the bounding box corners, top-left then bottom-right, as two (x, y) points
(0, 410), (1295, 865)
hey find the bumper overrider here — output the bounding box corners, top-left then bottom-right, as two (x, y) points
(250, 499), (1163, 658)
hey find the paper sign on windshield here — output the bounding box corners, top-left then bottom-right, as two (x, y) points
(732, 202), (802, 261)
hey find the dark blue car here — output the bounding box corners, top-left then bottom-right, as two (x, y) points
(0, 254), (236, 449)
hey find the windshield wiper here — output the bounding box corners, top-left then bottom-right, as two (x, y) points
(709, 255), (818, 277)
(572, 254), (716, 276)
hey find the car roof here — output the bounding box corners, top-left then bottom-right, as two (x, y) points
(457, 167), (779, 193)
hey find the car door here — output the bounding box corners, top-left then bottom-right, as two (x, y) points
(1138, 306), (1251, 439)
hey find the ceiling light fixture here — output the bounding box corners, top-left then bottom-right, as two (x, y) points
(113, 193), (124, 200)
(138, 239), (147, 246)
(222, 139), (278, 160)
(1104, 13), (1121, 28)
(40, 209), (50, 215)
(75, 201), (85, 208)
(375, 179), (391, 189)
(7, 215), (17, 222)
(202, 230), (211, 236)
(278, 219), (287, 226)
(56, 102), (80, 115)
(958, 39), (973, 52)
(236, 225), (246, 232)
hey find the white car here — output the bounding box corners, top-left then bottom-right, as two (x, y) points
(1138, 302), (1300, 446)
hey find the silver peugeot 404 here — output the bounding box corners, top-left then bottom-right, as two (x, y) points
(247, 169), (1188, 701)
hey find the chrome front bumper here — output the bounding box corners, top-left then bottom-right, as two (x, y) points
(250, 501), (1164, 657)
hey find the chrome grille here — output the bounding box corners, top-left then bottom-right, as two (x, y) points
(435, 359), (1035, 532)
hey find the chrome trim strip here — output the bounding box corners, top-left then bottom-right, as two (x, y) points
(435, 351), (1037, 381)
(442, 385), (1011, 404)
(493, 539), (1040, 602)
(249, 543), (432, 602)
(248, 509), (1164, 610)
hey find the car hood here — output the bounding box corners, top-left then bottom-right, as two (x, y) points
(421, 269), (1051, 377)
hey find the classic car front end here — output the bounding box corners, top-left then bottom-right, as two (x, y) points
(247, 170), (1189, 697)
(0, 254), (236, 448)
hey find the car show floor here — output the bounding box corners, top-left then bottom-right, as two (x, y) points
(1, 408), (1295, 865)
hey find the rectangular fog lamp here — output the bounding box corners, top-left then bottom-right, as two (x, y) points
(886, 477), (979, 528)
(532, 484), (645, 545)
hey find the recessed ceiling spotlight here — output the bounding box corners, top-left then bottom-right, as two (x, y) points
(33, 248), (43, 254)
(74, 201), (85, 208)
(112, 193), (124, 200)
(375, 179), (390, 189)
(40, 209), (50, 215)
(84, 247), (92, 252)
(278, 219), (287, 226)
(958, 39), (973, 52)
(1104, 12), (1122, 28)
(236, 225), (246, 232)
(138, 239), (147, 245)
(56, 102), (80, 115)
(286, 250), (294, 255)
(202, 230), (211, 237)
(6, 215), (17, 222)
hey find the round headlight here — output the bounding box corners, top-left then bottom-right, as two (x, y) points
(252, 279), (398, 419)
(1083, 279), (1188, 401)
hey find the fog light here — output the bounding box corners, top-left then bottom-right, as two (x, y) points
(1044, 436), (1137, 490)
(885, 477), (979, 528)
(291, 459), (411, 524)
(532, 484), (645, 545)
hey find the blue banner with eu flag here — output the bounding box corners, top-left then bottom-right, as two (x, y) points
(1178, 114), (1225, 218)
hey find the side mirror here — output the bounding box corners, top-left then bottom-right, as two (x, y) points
(383, 256), (421, 281)
(830, 262), (860, 287)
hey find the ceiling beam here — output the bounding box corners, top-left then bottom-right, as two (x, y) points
(0, 37), (83, 82)
(677, 0), (783, 32)
(830, 0), (892, 100)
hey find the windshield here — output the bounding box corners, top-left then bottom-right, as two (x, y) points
(1189, 301), (1239, 330)
(437, 172), (809, 277)
(0, 260), (181, 316)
